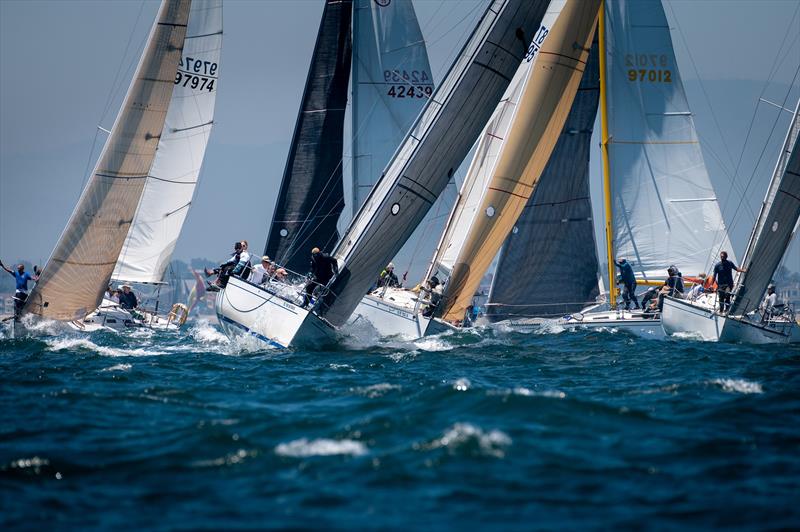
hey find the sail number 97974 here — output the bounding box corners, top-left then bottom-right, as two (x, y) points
(175, 56), (218, 92)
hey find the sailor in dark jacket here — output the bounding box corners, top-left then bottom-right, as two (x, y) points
(615, 258), (639, 310)
(303, 247), (339, 308)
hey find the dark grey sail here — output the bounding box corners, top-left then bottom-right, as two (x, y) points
(264, 0), (353, 273)
(729, 101), (800, 315)
(487, 38), (601, 320)
(322, 0), (551, 328)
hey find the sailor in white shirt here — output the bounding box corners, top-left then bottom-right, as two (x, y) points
(761, 284), (778, 314)
(249, 255), (271, 285)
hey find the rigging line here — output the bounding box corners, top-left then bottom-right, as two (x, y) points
(724, 65), (800, 242)
(425, 1), (485, 84)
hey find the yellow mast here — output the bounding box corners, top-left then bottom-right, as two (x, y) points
(598, 0), (616, 307)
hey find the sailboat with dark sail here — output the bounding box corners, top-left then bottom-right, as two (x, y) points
(215, 0), (551, 348)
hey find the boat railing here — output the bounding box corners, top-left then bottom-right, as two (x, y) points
(231, 263), (340, 312)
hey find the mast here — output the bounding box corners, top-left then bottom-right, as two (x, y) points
(598, 0), (615, 307)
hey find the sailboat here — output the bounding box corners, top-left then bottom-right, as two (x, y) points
(350, 0), (602, 339)
(661, 100), (800, 344)
(21, 0), (222, 332)
(487, 0), (734, 338)
(215, 0), (551, 348)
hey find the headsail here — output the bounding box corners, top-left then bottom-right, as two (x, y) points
(487, 34), (601, 320)
(264, 0), (353, 273)
(729, 100), (800, 314)
(351, 0), (433, 213)
(25, 0), (191, 320)
(432, 0), (601, 322)
(323, 0), (551, 327)
(113, 0), (223, 284)
(605, 0), (733, 280)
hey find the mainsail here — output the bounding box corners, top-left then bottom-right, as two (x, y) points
(729, 100), (800, 314)
(264, 0), (353, 273)
(351, 0), (433, 213)
(113, 0), (223, 284)
(25, 0), (191, 320)
(488, 35), (601, 320)
(432, 0), (601, 322)
(323, 0), (551, 327)
(605, 0), (733, 280)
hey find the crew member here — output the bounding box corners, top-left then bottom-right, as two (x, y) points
(1, 260), (38, 319)
(119, 284), (138, 310)
(615, 258), (639, 310)
(376, 262), (400, 289)
(303, 247), (339, 308)
(712, 251), (745, 313)
(249, 256), (271, 285)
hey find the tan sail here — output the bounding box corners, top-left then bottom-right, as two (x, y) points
(25, 0), (191, 320)
(438, 0), (600, 322)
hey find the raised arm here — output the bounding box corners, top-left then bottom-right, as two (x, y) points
(0, 260), (13, 275)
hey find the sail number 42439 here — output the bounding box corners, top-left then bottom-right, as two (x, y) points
(384, 69), (434, 98)
(175, 57), (218, 92)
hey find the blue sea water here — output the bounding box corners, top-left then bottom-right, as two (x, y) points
(1, 319), (799, 530)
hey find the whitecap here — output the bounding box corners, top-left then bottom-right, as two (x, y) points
(414, 336), (454, 352)
(46, 337), (166, 357)
(275, 438), (367, 458)
(352, 383), (400, 398)
(420, 423), (511, 458)
(101, 363), (132, 372)
(711, 378), (763, 394)
(189, 319), (230, 346)
(193, 448), (256, 468)
(452, 377), (471, 391)
(510, 387), (565, 399)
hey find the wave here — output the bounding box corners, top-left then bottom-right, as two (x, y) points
(711, 378), (764, 394)
(45, 337), (167, 357)
(275, 438), (368, 458)
(417, 422), (512, 458)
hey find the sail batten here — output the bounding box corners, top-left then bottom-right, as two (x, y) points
(24, 0), (192, 321)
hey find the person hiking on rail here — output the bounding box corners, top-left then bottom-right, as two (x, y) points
(1, 260), (39, 320)
(303, 247), (338, 308)
(376, 262), (400, 289)
(204, 241), (242, 290)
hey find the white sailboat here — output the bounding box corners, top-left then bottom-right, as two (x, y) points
(216, 0), (551, 348)
(492, 0), (734, 339)
(21, 0), (221, 333)
(661, 100), (800, 344)
(351, 0), (603, 339)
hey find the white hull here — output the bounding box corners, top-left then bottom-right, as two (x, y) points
(661, 296), (796, 344)
(501, 308), (665, 339)
(215, 276), (335, 349)
(351, 290), (432, 339)
(351, 288), (462, 339)
(68, 299), (180, 332)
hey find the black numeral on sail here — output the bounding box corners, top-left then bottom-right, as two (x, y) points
(175, 57), (218, 92)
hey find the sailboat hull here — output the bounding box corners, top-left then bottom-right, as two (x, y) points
(661, 296), (796, 344)
(352, 292), (432, 339)
(215, 277), (336, 349)
(505, 308), (664, 338)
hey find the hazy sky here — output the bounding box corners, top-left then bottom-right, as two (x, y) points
(1, 0), (799, 276)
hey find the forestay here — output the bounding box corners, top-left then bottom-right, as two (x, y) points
(605, 0), (733, 280)
(434, 0), (600, 322)
(351, 0), (432, 213)
(488, 35), (601, 320)
(264, 0), (353, 273)
(25, 0), (191, 321)
(324, 0), (551, 327)
(113, 0), (222, 284)
(729, 101), (800, 314)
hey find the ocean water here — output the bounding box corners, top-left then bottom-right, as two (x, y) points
(1, 319), (799, 530)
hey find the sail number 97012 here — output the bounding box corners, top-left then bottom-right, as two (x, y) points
(625, 53), (671, 83)
(175, 57), (218, 92)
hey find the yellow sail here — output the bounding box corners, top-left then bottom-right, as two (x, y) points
(438, 0), (600, 322)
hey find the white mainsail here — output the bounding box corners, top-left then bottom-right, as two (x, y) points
(24, 0), (192, 320)
(605, 0), (734, 280)
(112, 0), (222, 285)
